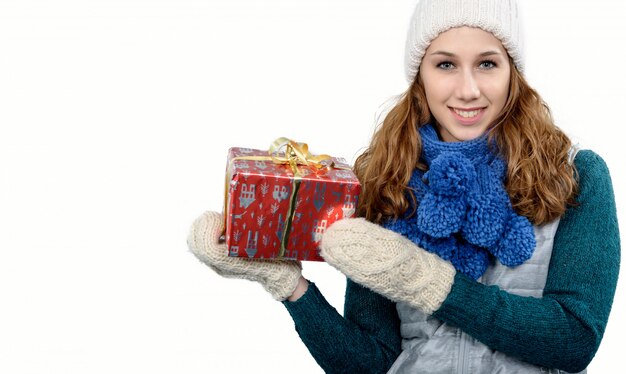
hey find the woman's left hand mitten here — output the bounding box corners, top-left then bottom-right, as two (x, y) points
(320, 218), (456, 314)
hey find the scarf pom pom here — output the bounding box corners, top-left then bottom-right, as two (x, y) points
(463, 191), (509, 247)
(417, 152), (477, 238)
(426, 152), (476, 197)
(492, 214), (536, 266)
(417, 192), (466, 238)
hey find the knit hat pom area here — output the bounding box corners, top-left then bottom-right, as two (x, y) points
(404, 0), (524, 83)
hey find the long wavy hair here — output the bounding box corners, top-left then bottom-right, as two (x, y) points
(354, 59), (578, 225)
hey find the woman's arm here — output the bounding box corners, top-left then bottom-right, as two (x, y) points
(282, 278), (401, 374)
(433, 150), (620, 372)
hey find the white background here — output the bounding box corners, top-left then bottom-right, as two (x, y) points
(1, 0), (624, 373)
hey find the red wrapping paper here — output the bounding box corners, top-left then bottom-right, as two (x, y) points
(223, 146), (361, 261)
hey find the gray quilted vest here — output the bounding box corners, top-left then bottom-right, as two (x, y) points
(387, 218), (586, 374)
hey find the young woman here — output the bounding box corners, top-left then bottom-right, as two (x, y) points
(187, 0), (620, 372)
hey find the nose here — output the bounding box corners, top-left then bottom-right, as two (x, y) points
(457, 69), (480, 101)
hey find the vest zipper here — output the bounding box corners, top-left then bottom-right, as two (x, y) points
(458, 331), (470, 374)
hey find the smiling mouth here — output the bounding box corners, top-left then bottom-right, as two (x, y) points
(449, 107), (487, 125)
(451, 107), (484, 118)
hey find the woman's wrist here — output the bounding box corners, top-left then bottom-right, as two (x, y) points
(287, 276), (309, 302)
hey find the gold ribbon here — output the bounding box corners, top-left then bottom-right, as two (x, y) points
(268, 137), (333, 176)
(222, 138), (339, 257)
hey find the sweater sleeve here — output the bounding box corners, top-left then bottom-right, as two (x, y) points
(433, 150), (621, 373)
(282, 279), (401, 374)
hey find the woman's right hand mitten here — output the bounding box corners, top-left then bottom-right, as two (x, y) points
(187, 211), (302, 301)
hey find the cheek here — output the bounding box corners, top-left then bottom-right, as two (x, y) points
(497, 82), (510, 106)
(423, 78), (451, 104)
(486, 79), (510, 107)
(496, 70), (511, 104)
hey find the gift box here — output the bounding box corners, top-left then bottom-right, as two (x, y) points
(223, 138), (361, 261)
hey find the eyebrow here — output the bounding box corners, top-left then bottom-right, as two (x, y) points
(428, 50), (502, 57)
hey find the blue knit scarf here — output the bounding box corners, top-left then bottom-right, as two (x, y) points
(383, 124), (536, 279)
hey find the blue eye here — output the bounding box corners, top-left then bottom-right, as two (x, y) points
(437, 61), (455, 70)
(479, 60), (497, 69)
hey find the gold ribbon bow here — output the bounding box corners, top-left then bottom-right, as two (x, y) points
(267, 137), (333, 176)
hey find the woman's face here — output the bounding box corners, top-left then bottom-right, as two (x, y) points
(419, 27), (511, 142)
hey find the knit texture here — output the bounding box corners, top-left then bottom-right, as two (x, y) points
(384, 124), (536, 279)
(187, 211), (302, 301)
(404, 0), (524, 83)
(320, 217), (456, 315)
(283, 150), (620, 372)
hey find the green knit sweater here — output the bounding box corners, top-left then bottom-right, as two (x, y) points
(282, 150), (620, 373)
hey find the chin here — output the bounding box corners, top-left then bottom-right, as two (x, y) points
(435, 118), (491, 142)
(444, 127), (487, 142)
(457, 131), (485, 141)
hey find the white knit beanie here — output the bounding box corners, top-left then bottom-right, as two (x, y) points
(404, 0), (525, 83)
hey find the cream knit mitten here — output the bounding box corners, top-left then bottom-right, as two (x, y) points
(320, 218), (456, 314)
(187, 211), (302, 301)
